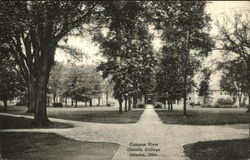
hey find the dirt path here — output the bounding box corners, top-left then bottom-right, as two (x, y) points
(0, 105), (249, 160)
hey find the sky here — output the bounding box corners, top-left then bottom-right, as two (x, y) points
(202, 1), (249, 88)
(55, 1), (250, 88)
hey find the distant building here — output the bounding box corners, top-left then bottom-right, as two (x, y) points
(178, 83), (249, 108)
(136, 83), (249, 108)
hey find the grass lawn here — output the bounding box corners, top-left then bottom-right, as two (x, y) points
(155, 108), (250, 125)
(0, 115), (73, 129)
(1, 106), (144, 124)
(48, 110), (144, 124)
(183, 138), (250, 160)
(0, 132), (120, 160)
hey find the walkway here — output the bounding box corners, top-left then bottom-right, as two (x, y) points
(0, 105), (249, 160)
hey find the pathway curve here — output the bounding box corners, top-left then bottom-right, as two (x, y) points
(0, 105), (249, 160)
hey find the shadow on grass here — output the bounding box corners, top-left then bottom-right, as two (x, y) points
(155, 109), (250, 125)
(0, 132), (120, 160)
(48, 110), (144, 124)
(0, 115), (73, 129)
(183, 138), (250, 160)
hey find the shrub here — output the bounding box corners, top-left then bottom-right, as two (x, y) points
(53, 103), (63, 107)
(106, 103), (111, 107)
(202, 104), (213, 108)
(154, 102), (163, 108)
(137, 103), (145, 108)
(16, 101), (28, 106)
(216, 98), (234, 105)
(16, 94), (29, 106)
(107, 102), (116, 107)
(189, 102), (194, 107)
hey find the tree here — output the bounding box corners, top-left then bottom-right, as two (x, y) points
(153, 1), (214, 115)
(198, 68), (212, 104)
(102, 78), (114, 106)
(96, 1), (155, 113)
(0, 1), (100, 126)
(155, 50), (183, 110)
(0, 46), (24, 111)
(218, 59), (248, 107)
(48, 62), (64, 103)
(216, 11), (250, 112)
(62, 64), (103, 107)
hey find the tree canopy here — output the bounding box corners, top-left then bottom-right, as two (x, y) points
(153, 1), (214, 115)
(96, 1), (156, 113)
(0, 45), (24, 111)
(216, 11), (250, 111)
(0, 1), (101, 126)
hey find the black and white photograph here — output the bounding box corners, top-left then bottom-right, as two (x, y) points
(0, 1), (249, 160)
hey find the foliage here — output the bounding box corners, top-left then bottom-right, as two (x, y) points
(137, 103), (145, 108)
(154, 102), (163, 108)
(216, 98), (234, 105)
(0, 1), (101, 125)
(0, 46), (24, 108)
(48, 62), (64, 101)
(218, 59), (248, 107)
(96, 1), (156, 105)
(198, 68), (212, 105)
(62, 64), (103, 102)
(216, 11), (250, 111)
(53, 103), (63, 108)
(219, 59), (248, 95)
(153, 1), (214, 114)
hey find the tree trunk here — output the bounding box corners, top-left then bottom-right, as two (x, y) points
(98, 97), (100, 106)
(238, 92), (242, 107)
(26, 87), (31, 112)
(128, 98), (131, 111)
(248, 91), (250, 112)
(71, 97), (74, 106)
(163, 99), (166, 109)
(183, 95), (187, 115)
(133, 94), (137, 108)
(170, 100), (173, 111)
(90, 99), (92, 107)
(125, 97), (128, 112)
(247, 61), (250, 112)
(53, 94), (56, 103)
(183, 30), (189, 116)
(65, 98), (67, 107)
(47, 96), (50, 107)
(168, 100), (170, 111)
(85, 101), (87, 107)
(26, 84), (31, 111)
(183, 74), (187, 116)
(75, 100), (77, 108)
(106, 92), (109, 105)
(32, 74), (49, 127)
(27, 82), (35, 113)
(118, 98), (123, 114)
(3, 100), (7, 111)
(203, 96), (207, 105)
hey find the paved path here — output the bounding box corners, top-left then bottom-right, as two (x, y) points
(0, 105), (249, 160)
